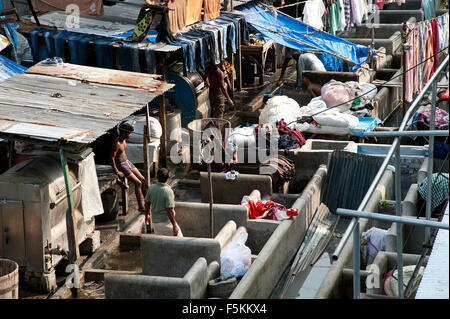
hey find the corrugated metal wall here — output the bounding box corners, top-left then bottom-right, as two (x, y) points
(321, 150), (385, 214)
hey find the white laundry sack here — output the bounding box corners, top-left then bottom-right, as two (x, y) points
(220, 232), (252, 279)
(227, 125), (257, 149)
(361, 227), (387, 265)
(259, 95), (303, 127)
(298, 97), (328, 116)
(126, 115), (162, 143)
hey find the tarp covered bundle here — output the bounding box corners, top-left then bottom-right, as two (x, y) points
(235, 1), (369, 67)
(0, 54), (27, 83)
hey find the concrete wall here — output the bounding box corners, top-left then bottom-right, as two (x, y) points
(315, 170), (394, 299)
(345, 32), (402, 55)
(379, 10), (424, 23)
(366, 251), (428, 296)
(174, 202), (248, 238)
(246, 219), (280, 255)
(200, 172), (272, 204)
(372, 69), (402, 121)
(230, 165), (328, 298)
(141, 234), (221, 278)
(104, 257), (210, 299)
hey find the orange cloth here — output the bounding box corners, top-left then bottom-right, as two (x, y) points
(168, 0), (187, 34)
(31, 0), (104, 16)
(186, 0), (203, 25)
(204, 0), (220, 21)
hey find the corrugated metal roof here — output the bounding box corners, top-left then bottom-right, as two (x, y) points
(415, 202), (449, 299)
(0, 62), (174, 151)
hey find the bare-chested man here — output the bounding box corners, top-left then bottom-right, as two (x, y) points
(205, 61), (234, 118)
(302, 73), (322, 98)
(110, 122), (146, 212)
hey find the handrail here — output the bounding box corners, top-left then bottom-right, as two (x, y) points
(331, 55), (449, 299)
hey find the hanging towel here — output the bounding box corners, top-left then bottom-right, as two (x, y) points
(168, 0), (187, 33)
(79, 152), (104, 222)
(204, 0), (221, 21)
(186, 0), (203, 25)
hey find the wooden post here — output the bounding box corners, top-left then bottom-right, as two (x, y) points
(58, 149), (79, 296)
(7, 140), (14, 169)
(208, 163), (214, 238)
(143, 104), (152, 190)
(236, 23), (242, 91)
(24, 0), (40, 25)
(156, 52), (167, 168)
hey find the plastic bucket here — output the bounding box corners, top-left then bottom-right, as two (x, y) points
(0, 259), (19, 299)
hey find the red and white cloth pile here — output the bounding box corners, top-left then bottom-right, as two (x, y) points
(241, 196), (299, 221)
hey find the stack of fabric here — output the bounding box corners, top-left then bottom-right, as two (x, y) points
(259, 155), (296, 192)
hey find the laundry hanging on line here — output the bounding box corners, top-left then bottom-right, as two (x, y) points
(404, 12), (449, 102)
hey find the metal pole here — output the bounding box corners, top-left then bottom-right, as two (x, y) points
(335, 208), (449, 230)
(425, 80), (437, 243)
(401, 22), (407, 117)
(395, 143), (404, 299)
(363, 130), (449, 138)
(144, 104), (152, 191)
(208, 163), (214, 238)
(352, 218), (360, 299)
(59, 149), (80, 297)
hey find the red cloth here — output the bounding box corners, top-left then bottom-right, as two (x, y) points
(244, 199), (298, 221)
(276, 119), (306, 146)
(439, 89), (449, 101)
(376, 0), (384, 10)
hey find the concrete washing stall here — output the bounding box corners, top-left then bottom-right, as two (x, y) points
(313, 146), (434, 298)
(93, 161), (328, 299)
(104, 220), (242, 299)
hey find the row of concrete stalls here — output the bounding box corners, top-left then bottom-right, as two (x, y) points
(0, 62), (173, 297)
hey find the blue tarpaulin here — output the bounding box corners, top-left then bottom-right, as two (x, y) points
(0, 54), (27, 83)
(235, 1), (369, 67)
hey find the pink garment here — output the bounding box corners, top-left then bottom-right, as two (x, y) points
(321, 81), (355, 108)
(376, 0), (385, 10)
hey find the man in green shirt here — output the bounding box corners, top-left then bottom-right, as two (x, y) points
(144, 168), (183, 237)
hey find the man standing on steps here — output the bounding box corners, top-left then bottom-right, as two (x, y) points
(205, 61), (235, 118)
(144, 167), (183, 237)
(110, 122), (146, 212)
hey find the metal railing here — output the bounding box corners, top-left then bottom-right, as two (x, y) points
(332, 55), (449, 299)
